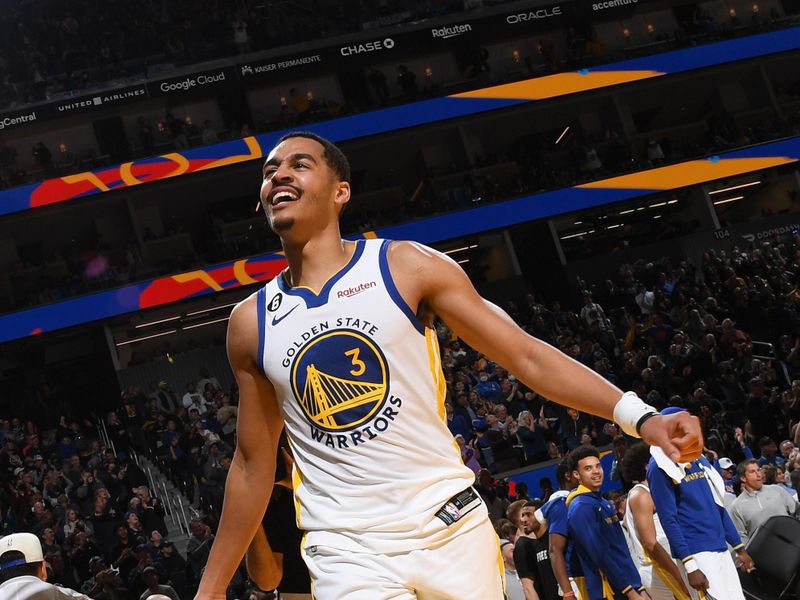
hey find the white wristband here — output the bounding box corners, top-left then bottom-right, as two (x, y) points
(683, 558), (699, 573)
(613, 391), (657, 438)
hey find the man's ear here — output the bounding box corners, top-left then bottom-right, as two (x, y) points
(39, 561), (48, 581)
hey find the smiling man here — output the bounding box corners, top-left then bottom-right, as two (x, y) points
(195, 132), (703, 599)
(566, 446), (648, 599)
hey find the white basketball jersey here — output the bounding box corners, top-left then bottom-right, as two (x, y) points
(623, 483), (671, 567)
(256, 238), (478, 553)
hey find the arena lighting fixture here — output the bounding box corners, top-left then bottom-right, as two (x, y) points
(606, 223), (623, 229)
(619, 208), (635, 215)
(555, 126), (570, 145)
(574, 221), (583, 225)
(560, 229), (595, 240)
(708, 180), (761, 195)
(116, 329), (177, 346)
(457, 258), (470, 264)
(444, 244), (478, 254)
(667, 199), (679, 204)
(185, 302), (239, 317)
(648, 201), (667, 208)
(653, 214), (662, 219)
(135, 316), (181, 329)
(713, 195), (745, 205)
(183, 316), (231, 330)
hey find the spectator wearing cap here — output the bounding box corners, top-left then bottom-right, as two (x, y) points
(81, 555), (127, 600)
(729, 459), (800, 546)
(717, 457), (737, 495)
(0, 532), (90, 599)
(139, 565), (180, 600)
(157, 541), (189, 599)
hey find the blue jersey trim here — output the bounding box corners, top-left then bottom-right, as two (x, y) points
(256, 287), (266, 375)
(277, 239), (365, 308)
(378, 240), (426, 335)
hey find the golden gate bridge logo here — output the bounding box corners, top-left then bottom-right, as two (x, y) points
(291, 329), (389, 431)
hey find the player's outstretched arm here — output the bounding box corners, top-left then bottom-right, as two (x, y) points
(387, 241), (701, 461)
(195, 296), (284, 600)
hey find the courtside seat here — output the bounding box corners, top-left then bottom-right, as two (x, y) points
(742, 515), (800, 600)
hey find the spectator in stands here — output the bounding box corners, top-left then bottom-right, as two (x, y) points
(763, 463), (798, 499)
(728, 459), (799, 546)
(167, 114), (188, 150)
(396, 65), (418, 99)
(186, 519), (214, 582)
(158, 540), (189, 599)
(139, 565), (180, 600)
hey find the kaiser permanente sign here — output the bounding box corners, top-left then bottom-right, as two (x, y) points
(0, 0), (643, 130)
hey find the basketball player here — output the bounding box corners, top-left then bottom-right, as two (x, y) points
(647, 407), (754, 600)
(195, 132), (703, 599)
(621, 443), (695, 600)
(246, 443), (311, 599)
(566, 446), (648, 599)
(535, 458), (582, 598)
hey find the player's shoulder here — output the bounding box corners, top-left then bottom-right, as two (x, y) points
(383, 239), (460, 278)
(229, 290), (260, 325)
(226, 291), (261, 362)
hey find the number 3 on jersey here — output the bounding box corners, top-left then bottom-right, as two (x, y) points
(345, 348), (366, 376)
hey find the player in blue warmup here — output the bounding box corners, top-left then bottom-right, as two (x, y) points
(567, 446), (649, 599)
(648, 408), (754, 599)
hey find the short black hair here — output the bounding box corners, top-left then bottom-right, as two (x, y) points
(0, 551), (41, 583)
(276, 131), (351, 183)
(555, 456), (572, 488)
(621, 442), (650, 483)
(568, 445), (600, 471)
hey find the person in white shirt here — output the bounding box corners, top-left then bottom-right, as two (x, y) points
(0, 532), (91, 600)
(182, 382), (206, 414)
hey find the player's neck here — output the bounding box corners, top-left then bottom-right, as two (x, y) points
(281, 227), (354, 291)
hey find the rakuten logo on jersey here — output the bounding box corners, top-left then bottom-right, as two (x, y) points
(506, 6), (562, 23)
(340, 38), (395, 56)
(337, 281), (377, 299)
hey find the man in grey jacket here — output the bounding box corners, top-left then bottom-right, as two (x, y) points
(729, 459), (800, 545)
(0, 532), (92, 600)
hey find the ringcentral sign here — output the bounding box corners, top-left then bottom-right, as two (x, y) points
(0, 111), (37, 130)
(506, 6), (563, 23)
(340, 37), (395, 56)
(157, 71), (227, 93)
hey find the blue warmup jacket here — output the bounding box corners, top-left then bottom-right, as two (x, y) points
(647, 455), (744, 565)
(540, 492), (582, 577)
(567, 486), (644, 599)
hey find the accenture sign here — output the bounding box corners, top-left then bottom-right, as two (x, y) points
(431, 23), (472, 39)
(506, 6), (563, 23)
(340, 37), (395, 56)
